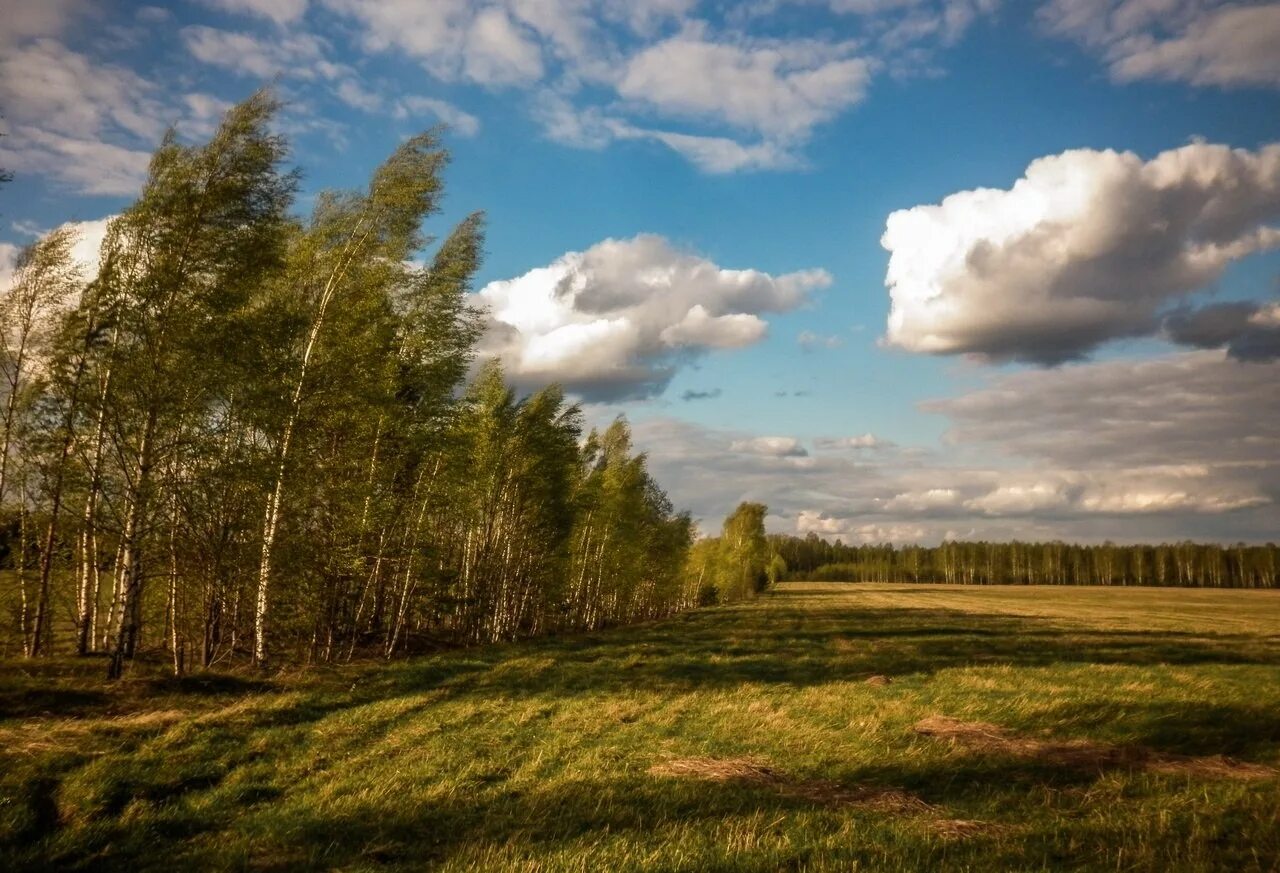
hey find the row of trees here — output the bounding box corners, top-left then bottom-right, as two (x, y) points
(771, 533), (1280, 588)
(0, 92), (761, 676)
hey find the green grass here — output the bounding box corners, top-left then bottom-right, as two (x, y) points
(2, 582), (1279, 872)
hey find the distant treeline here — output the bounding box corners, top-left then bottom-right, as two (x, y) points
(0, 92), (770, 677)
(770, 534), (1279, 588)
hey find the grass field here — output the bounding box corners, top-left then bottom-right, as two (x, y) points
(2, 582), (1279, 872)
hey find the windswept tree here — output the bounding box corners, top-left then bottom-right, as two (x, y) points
(93, 91), (296, 678)
(249, 131), (482, 666)
(0, 89), (707, 675)
(1, 226), (84, 654)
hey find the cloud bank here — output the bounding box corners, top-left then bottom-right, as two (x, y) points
(626, 350), (1279, 544)
(882, 141), (1280, 363)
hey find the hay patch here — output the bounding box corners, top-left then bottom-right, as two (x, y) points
(913, 716), (1276, 781)
(929, 818), (1012, 839)
(648, 756), (931, 812)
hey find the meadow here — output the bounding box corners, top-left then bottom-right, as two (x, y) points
(2, 581), (1278, 872)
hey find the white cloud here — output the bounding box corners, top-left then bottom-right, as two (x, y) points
(0, 128), (152, 195)
(464, 6), (546, 84)
(181, 25), (332, 79)
(798, 330), (844, 350)
(0, 34), (170, 195)
(615, 125), (799, 173)
(476, 234), (831, 400)
(882, 140), (1280, 363)
(0, 216), (111, 292)
(796, 513), (928, 543)
(617, 32), (873, 141)
(197, 0), (308, 26)
(817, 433), (892, 450)
(337, 82), (475, 136)
(318, 0), (988, 173)
(730, 436), (810, 457)
(964, 482), (1071, 515)
(393, 95), (481, 137)
(0, 39), (165, 142)
(534, 94), (804, 172)
(617, 350), (1279, 544)
(321, 0), (546, 86)
(884, 487), (961, 512)
(1040, 0), (1280, 88)
(0, 0), (85, 48)
(334, 79), (383, 113)
(659, 305), (767, 348)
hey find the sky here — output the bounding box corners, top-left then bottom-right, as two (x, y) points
(1, 0), (1279, 545)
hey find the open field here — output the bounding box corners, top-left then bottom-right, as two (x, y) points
(3, 581), (1279, 872)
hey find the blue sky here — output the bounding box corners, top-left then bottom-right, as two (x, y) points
(2, 0), (1279, 543)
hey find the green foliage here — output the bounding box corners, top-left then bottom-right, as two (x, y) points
(0, 90), (698, 671)
(685, 501), (775, 605)
(771, 534), (1280, 588)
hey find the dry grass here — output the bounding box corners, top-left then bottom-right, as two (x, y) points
(914, 715), (1278, 780)
(648, 755), (932, 812)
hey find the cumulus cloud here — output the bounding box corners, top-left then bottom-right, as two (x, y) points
(730, 436), (810, 457)
(882, 140), (1280, 363)
(884, 488), (961, 512)
(1162, 301), (1280, 361)
(796, 513), (929, 544)
(1040, 0), (1280, 88)
(617, 31), (873, 141)
(476, 234), (831, 400)
(0, 216), (111, 292)
(964, 482), (1070, 515)
(816, 433), (893, 450)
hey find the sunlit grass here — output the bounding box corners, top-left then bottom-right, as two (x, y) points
(2, 582), (1278, 871)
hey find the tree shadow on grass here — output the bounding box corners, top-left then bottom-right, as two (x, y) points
(357, 599), (1280, 709)
(14, 738), (1279, 873)
(1023, 700), (1280, 759)
(0, 657), (273, 721)
(4, 590), (1280, 871)
(2, 769), (1011, 871)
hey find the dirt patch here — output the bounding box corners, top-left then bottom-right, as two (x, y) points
(913, 716), (1277, 780)
(648, 756), (931, 812)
